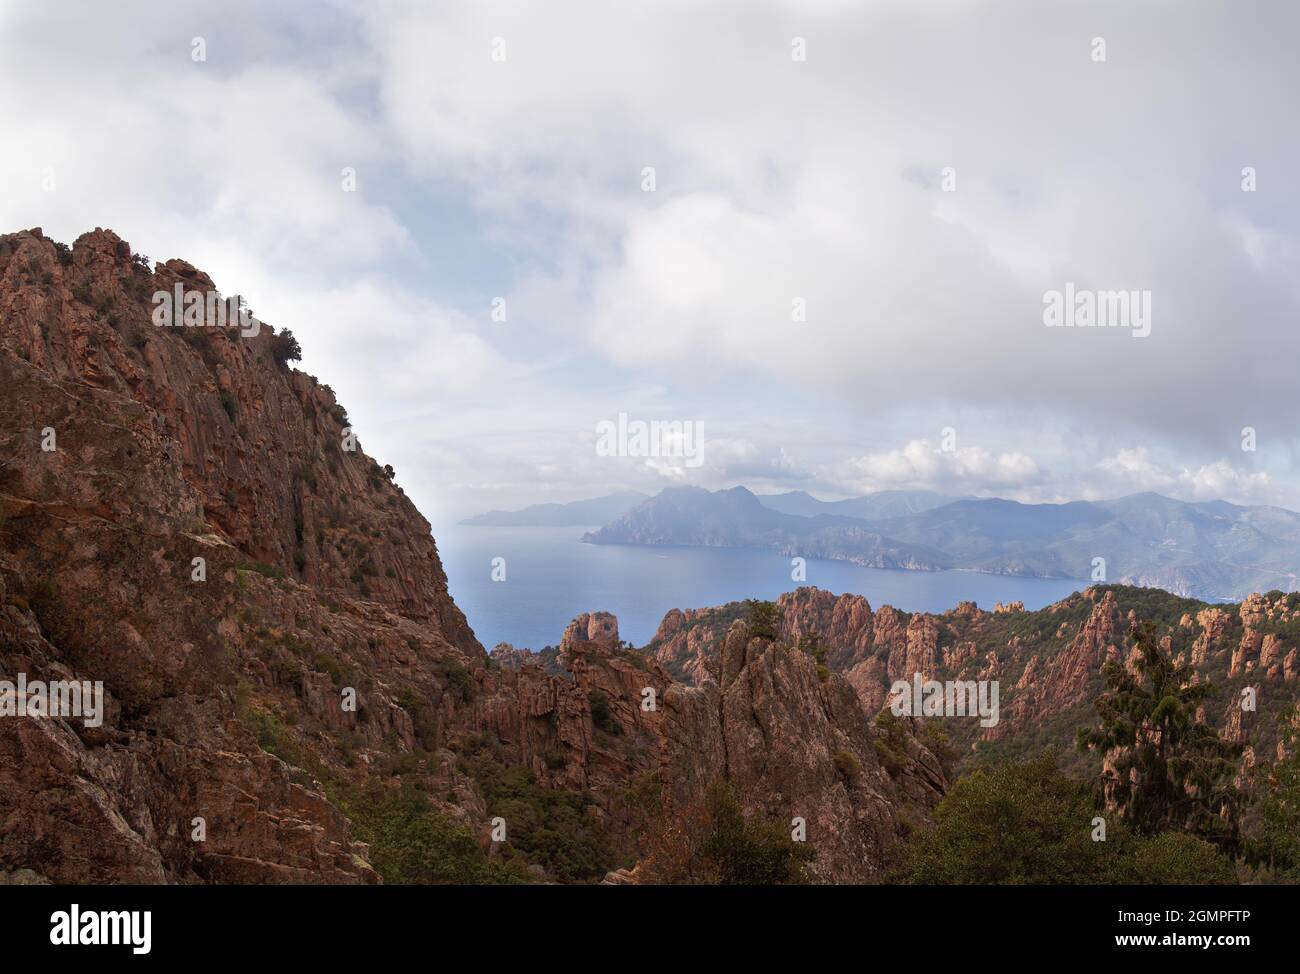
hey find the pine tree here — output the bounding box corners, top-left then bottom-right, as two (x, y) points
(744, 599), (781, 640)
(1077, 622), (1243, 854)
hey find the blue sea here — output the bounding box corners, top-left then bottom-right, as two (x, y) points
(435, 525), (1084, 650)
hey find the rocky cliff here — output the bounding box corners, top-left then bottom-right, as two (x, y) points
(0, 228), (941, 884)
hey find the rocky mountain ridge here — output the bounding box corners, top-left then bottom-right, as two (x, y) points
(643, 584), (1300, 773)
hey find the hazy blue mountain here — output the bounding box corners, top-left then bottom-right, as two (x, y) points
(582, 486), (952, 571)
(580, 486), (1300, 600)
(756, 488), (958, 520)
(461, 490), (649, 526)
(863, 492), (1300, 594)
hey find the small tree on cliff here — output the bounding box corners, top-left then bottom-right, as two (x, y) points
(745, 599), (781, 640)
(269, 328), (302, 368)
(1077, 623), (1243, 853)
(795, 631), (830, 664)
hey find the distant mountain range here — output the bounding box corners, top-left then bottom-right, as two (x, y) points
(573, 486), (1300, 601)
(579, 485), (951, 570)
(461, 490), (650, 526)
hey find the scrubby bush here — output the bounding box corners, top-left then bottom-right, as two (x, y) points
(832, 749), (863, 783)
(269, 328), (302, 367)
(697, 782), (815, 884)
(337, 781), (528, 885)
(872, 709), (910, 775)
(458, 745), (623, 883)
(1128, 832), (1237, 885)
(437, 659), (477, 704)
(589, 690), (620, 734)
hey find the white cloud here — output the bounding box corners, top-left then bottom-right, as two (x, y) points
(834, 439), (1043, 496)
(1094, 447), (1277, 505)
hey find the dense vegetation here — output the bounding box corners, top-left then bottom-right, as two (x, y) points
(458, 740), (626, 883)
(1245, 707), (1300, 882)
(893, 620), (1300, 884)
(893, 755), (1236, 884)
(336, 781), (529, 885)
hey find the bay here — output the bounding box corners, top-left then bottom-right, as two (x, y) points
(436, 525), (1084, 651)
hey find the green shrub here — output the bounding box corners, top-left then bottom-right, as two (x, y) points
(336, 781), (527, 885)
(237, 560), (285, 580)
(797, 631), (830, 664)
(459, 746), (623, 883)
(893, 754), (1237, 885)
(918, 720), (960, 779)
(697, 782), (815, 884)
(832, 749), (862, 783)
(240, 707), (302, 767)
(589, 690), (620, 735)
(872, 710), (910, 774)
(1128, 832), (1237, 885)
(397, 689), (440, 750)
(437, 660), (477, 704)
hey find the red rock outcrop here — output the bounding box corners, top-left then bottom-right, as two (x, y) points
(0, 227), (476, 652)
(561, 611), (620, 651)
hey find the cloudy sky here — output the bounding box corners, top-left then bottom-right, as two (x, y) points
(4, 0), (1299, 526)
